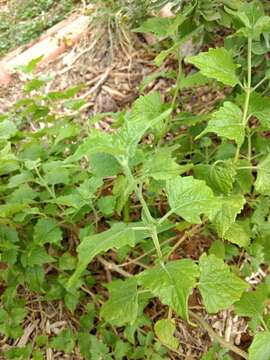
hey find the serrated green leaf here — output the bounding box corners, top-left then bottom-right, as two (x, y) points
(7, 171), (34, 188)
(187, 48), (240, 86)
(235, 159), (253, 194)
(19, 56), (43, 73)
(7, 184), (37, 204)
(67, 96), (171, 162)
(0, 120), (17, 140)
(114, 340), (131, 360)
(166, 176), (219, 224)
(122, 94), (172, 156)
(133, 14), (185, 38)
(34, 218), (62, 245)
(249, 332), (270, 360)
(142, 147), (192, 180)
(255, 154), (270, 195)
(54, 123), (80, 144)
(66, 130), (124, 163)
(43, 161), (70, 185)
(137, 259), (199, 321)
(47, 85), (82, 101)
(248, 92), (270, 128)
(101, 278), (138, 326)
(198, 102), (244, 146)
(0, 143), (19, 175)
(199, 254), (248, 313)
(50, 328), (75, 353)
(194, 161), (236, 195)
(97, 196), (116, 217)
(209, 240), (225, 260)
(0, 203), (27, 218)
(90, 335), (110, 360)
(210, 161), (236, 195)
(234, 284), (268, 319)
(90, 153), (121, 177)
(179, 72), (209, 90)
(24, 78), (45, 92)
(4, 345), (32, 360)
(154, 319), (179, 350)
(68, 223), (137, 289)
(212, 194), (245, 237)
(59, 252), (77, 271)
(133, 17), (175, 37)
(21, 245), (55, 267)
(224, 222), (250, 247)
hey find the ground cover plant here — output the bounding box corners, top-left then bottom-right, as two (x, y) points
(0, 0), (79, 57)
(1, 0), (270, 359)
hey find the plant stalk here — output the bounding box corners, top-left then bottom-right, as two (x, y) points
(234, 37), (252, 164)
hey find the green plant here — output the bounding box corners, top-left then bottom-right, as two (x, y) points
(1, 0), (270, 358)
(0, 0), (75, 57)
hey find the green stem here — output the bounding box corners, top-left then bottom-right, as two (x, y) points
(234, 37), (252, 164)
(172, 52), (182, 109)
(159, 50), (182, 143)
(119, 158), (163, 259)
(252, 75), (267, 92)
(247, 128), (252, 162)
(158, 209), (175, 225)
(150, 225), (163, 260)
(34, 166), (55, 199)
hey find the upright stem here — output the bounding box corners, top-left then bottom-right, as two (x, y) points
(172, 51), (182, 109)
(150, 225), (163, 260)
(234, 37), (252, 164)
(120, 158), (163, 259)
(159, 50), (182, 143)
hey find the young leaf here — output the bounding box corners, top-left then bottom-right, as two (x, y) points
(89, 335), (110, 360)
(21, 245), (55, 267)
(166, 176), (219, 224)
(197, 102), (244, 146)
(187, 48), (240, 86)
(0, 120), (17, 140)
(249, 332), (270, 360)
(66, 130), (124, 163)
(137, 259), (199, 321)
(248, 92), (270, 128)
(34, 218), (62, 246)
(68, 223), (137, 289)
(97, 195), (116, 217)
(154, 319), (179, 350)
(235, 159), (253, 194)
(142, 147), (192, 180)
(90, 153), (121, 177)
(234, 284), (268, 319)
(50, 328), (75, 353)
(199, 254), (249, 313)
(101, 278), (138, 326)
(121, 94), (172, 156)
(212, 194), (246, 237)
(254, 153), (270, 195)
(133, 17), (175, 37)
(194, 161), (236, 195)
(224, 222), (250, 247)
(7, 184), (37, 204)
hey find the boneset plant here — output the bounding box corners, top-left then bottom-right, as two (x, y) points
(1, 0), (270, 359)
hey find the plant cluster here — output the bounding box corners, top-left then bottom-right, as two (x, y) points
(1, 0), (270, 359)
(0, 0), (76, 57)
